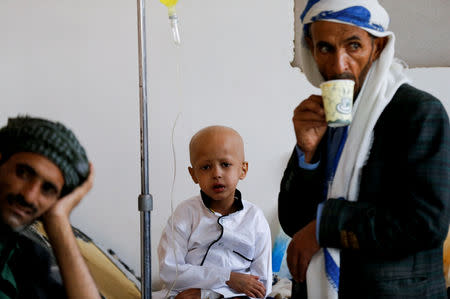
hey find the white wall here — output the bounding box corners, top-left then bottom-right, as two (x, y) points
(1, 0), (449, 289)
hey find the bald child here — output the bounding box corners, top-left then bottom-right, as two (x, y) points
(157, 126), (272, 299)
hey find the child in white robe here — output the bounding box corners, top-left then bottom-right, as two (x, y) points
(157, 126), (272, 299)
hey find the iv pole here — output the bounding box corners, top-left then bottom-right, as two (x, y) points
(136, 0), (152, 298)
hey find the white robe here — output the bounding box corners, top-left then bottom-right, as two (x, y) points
(156, 194), (272, 298)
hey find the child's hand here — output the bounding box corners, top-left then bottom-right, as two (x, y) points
(226, 272), (266, 298)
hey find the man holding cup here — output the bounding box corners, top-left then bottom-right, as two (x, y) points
(278, 0), (450, 298)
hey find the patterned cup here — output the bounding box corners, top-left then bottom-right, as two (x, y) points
(320, 79), (355, 127)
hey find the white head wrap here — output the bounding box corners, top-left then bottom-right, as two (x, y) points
(299, 1), (410, 298)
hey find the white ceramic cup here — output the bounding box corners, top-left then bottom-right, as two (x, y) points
(320, 79), (355, 127)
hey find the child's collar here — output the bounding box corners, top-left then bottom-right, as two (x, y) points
(200, 189), (244, 214)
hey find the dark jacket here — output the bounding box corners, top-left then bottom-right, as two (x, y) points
(278, 84), (450, 298)
(0, 225), (66, 299)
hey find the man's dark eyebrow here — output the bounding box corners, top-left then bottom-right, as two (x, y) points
(344, 35), (362, 42)
(315, 35), (362, 48)
(17, 163), (37, 176)
(316, 41), (333, 48)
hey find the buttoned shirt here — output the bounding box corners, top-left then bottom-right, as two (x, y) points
(157, 190), (272, 298)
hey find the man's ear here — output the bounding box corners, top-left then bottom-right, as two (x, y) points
(239, 162), (248, 180)
(188, 166), (198, 184)
(373, 36), (389, 60)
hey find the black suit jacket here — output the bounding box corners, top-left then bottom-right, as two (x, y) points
(278, 84), (450, 298)
(0, 224), (66, 299)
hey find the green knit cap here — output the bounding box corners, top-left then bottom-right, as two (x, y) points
(0, 116), (89, 196)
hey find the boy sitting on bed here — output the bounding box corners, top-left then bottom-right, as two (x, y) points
(157, 125), (272, 299)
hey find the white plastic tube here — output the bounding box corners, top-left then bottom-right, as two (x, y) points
(169, 14), (181, 45)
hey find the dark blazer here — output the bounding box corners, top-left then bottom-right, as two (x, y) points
(12, 234), (66, 299)
(278, 84), (450, 298)
(0, 224), (66, 299)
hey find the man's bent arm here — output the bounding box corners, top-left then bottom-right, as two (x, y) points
(44, 214), (100, 299)
(43, 165), (100, 299)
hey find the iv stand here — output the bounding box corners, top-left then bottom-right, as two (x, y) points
(136, 0), (152, 298)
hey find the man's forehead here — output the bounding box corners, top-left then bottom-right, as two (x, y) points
(309, 22), (372, 45)
(311, 21), (369, 37)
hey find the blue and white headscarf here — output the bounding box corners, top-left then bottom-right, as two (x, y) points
(298, 1), (410, 298)
(299, 0), (392, 87)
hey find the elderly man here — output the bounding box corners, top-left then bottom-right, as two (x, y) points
(0, 116), (100, 298)
(278, 0), (450, 298)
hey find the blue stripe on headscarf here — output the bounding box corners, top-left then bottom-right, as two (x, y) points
(300, 0), (321, 22)
(302, 5), (386, 38)
(311, 6), (385, 32)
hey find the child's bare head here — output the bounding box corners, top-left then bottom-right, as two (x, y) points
(189, 126), (245, 166)
(188, 126), (248, 207)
